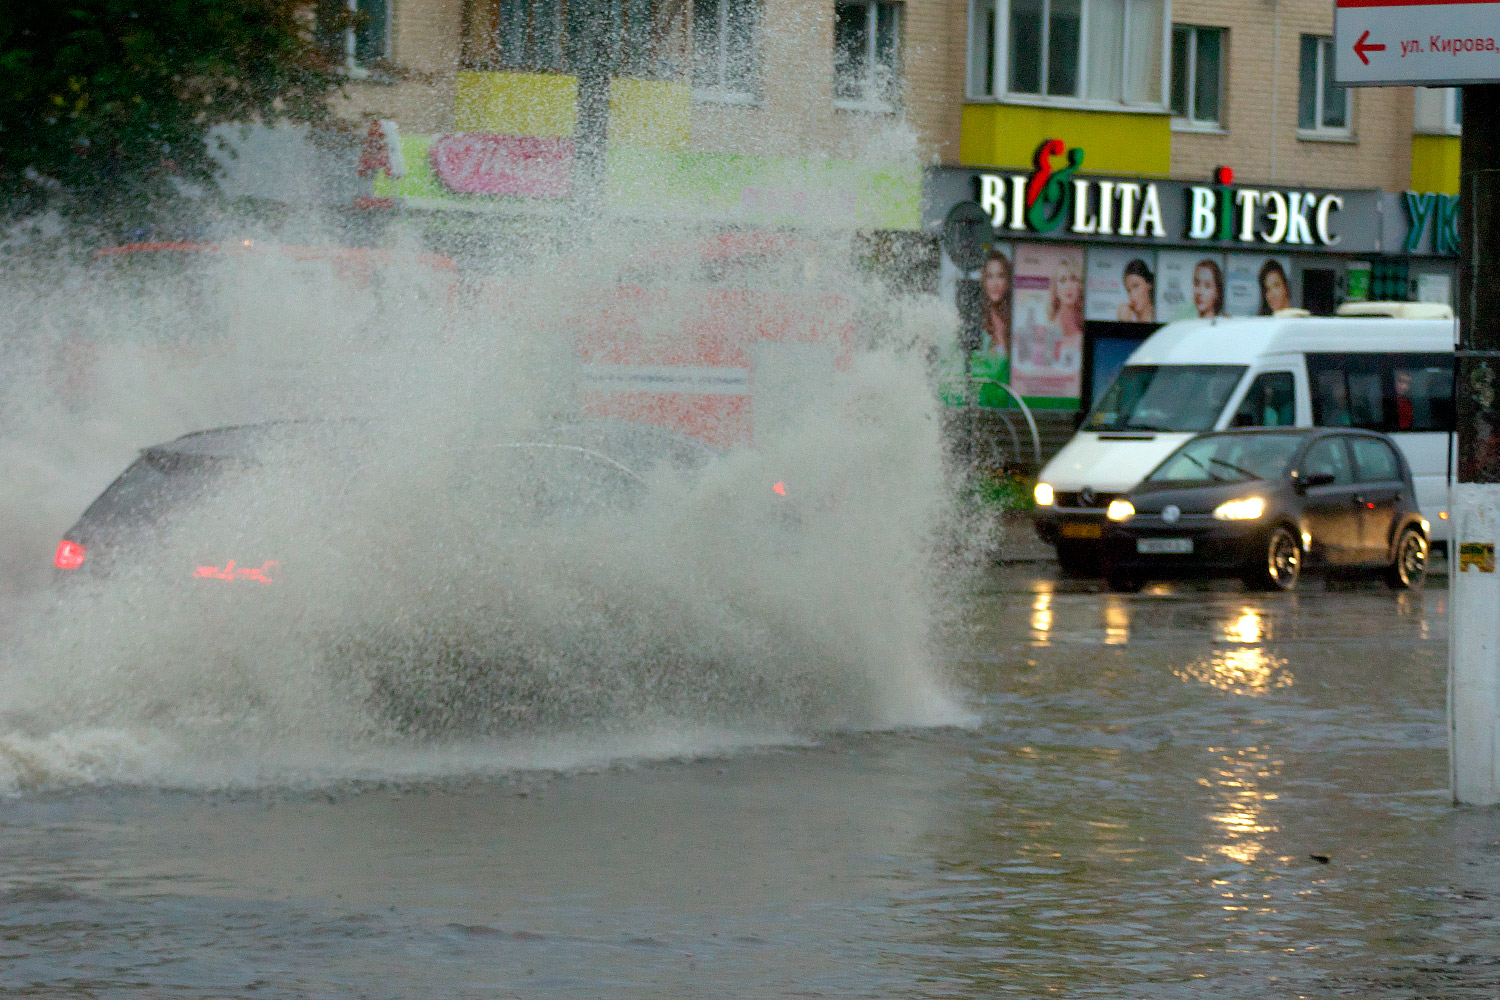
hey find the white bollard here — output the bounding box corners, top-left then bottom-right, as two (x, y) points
(1450, 482), (1500, 805)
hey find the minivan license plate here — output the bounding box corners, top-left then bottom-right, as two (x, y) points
(1137, 537), (1192, 554)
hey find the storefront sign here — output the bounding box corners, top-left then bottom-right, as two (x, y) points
(969, 143), (1345, 248)
(428, 133), (574, 198)
(1402, 191), (1460, 254)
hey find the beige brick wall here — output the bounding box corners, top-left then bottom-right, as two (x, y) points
(1170, 0), (1413, 191)
(324, 0), (1422, 194)
(330, 0), (467, 133)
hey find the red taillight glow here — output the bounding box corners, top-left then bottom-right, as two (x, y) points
(54, 539), (86, 570)
(772, 481), (787, 496)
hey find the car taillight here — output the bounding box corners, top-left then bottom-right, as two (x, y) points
(54, 539), (86, 570)
(772, 481), (787, 496)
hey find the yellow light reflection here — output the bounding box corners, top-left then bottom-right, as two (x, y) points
(1103, 597), (1130, 645)
(1205, 748), (1280, 865)
(1175, 647), (1294, 695)
(1219, 606), (1264, 644)
(1030, 584), (1054, 645)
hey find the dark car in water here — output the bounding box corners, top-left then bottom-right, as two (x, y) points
(1097, 428), (1429, 593)
(52, 418), (716, 583)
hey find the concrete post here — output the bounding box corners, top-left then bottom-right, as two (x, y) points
(1450, 84), (1500, 805)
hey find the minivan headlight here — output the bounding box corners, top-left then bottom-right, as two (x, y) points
(1213, 496), (1266, 521)
(1106, 499), (1136, 521)
(1034, 482), (1055, 507)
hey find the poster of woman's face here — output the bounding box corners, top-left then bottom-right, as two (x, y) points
(1157, 251), (1226, 321)
(1225, 254), (1294, 316)
(978, 247), (1013, 356)
(1010, 243), (1086, 400)
(1085, 248), (1158, 323)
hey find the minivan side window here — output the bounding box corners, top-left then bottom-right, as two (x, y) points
(1232, 371), (1296, 427)
(1302, 437), (1354, 485)
(1306, 353), (1453, 432)
(1350, 437), (1402, 482)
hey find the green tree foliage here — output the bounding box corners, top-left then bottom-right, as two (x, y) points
(0, 0), (345, 228)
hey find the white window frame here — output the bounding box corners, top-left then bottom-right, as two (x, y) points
(1298, 35), (1353, 140)
(333, 0), (391, 77)
(964, 0), (1172, 111)
(692, 0), (759, 105)
(833, 1), (901, 113)
(1170, 24), (1224, 132)
(1414, 87), (1461, 135)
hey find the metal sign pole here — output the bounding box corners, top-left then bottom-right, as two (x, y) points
(1451, 84), (1500, 805)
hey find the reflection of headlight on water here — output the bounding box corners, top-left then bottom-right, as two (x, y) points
(1174, 647), (1293, 695)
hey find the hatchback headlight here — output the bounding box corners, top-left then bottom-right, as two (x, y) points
(1034, 482), (1055, 507)
(1213, 496), (1266, 521)
(1106, 499), (1136, 521)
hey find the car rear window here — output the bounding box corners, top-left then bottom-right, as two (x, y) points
(69, 450), (233, 541)
(1350, 437), (1402, 482)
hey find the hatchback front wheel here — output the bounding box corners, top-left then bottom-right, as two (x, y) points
(1245, 525), (1301, 592)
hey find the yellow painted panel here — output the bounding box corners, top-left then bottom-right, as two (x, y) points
(453, 71), (689, 149)
(960, 104), (1171, 176)
(454, 71), (575, 136)
(609, 77), (691, 149)
(1411, 134), (1460, 195)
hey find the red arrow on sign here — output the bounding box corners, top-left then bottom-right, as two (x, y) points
(1354, 29), (1386, 65)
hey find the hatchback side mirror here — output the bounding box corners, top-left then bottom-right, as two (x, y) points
(1293, 471), (1335, 492)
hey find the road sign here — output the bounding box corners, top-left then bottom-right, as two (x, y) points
(1335, 0), (1500, 86)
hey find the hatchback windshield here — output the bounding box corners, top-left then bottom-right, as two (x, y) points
(1085, 365), (1248, 432)
(1147, 433), (1305, 485)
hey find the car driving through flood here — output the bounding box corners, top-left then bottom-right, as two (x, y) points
(1092, 427), (1429, 593)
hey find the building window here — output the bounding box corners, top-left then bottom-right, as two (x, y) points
(693, 0), (759, 102)
(1169, 25), (1222, 129)
(834, 1), (901, 110)
(318, 0), (391, 72)
(495, 0), (565, 71)
(1414, 87), (1461, 135)
(469, 1), (684, 79)
(967, 0), (1167, 107)
(1298, 35), (1350, 135)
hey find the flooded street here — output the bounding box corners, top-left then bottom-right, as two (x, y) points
(3, 566), (1495, 999)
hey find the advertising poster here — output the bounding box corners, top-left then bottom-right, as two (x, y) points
(1085, 248), (1158, 323)
(1225, 254), (1294, 316)
(1010, 243), (1085, 400)
(1158, 250), (1227, 321)
(969, 244), (1013, 404)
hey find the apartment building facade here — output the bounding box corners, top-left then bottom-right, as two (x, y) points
(313, 0), (1460, 408)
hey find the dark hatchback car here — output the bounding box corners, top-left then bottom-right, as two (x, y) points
(52, 418), (717, 583)
(1097, 428), (1430, 593)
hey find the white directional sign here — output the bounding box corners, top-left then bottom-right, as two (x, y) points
(1335, 0), (1500, 85)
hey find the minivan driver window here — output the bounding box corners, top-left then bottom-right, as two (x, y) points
(1085, 365), (1248, 432)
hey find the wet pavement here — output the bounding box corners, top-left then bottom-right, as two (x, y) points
(3, 563), (1497, 999)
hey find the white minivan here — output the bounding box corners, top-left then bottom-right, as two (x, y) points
(1033, 307), (1456, 570)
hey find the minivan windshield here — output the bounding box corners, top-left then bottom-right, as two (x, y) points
(1085, 365), (1248, 432)
(1147, 432), (1305, 485)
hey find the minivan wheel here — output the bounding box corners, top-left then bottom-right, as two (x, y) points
(1385, 527), (1428, 590)
(1245, 526), (1301, 592)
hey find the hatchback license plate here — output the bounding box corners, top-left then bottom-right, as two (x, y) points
(1137, 537), (1192, 554)
(1061, 522), (1102, 539)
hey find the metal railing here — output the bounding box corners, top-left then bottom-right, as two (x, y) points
(959, 377), (1042, 468)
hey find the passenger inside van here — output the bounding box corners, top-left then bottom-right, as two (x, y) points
(1232, 371), (1296, 427)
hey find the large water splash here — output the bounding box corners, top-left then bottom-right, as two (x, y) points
(0, 172), (972, 792)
